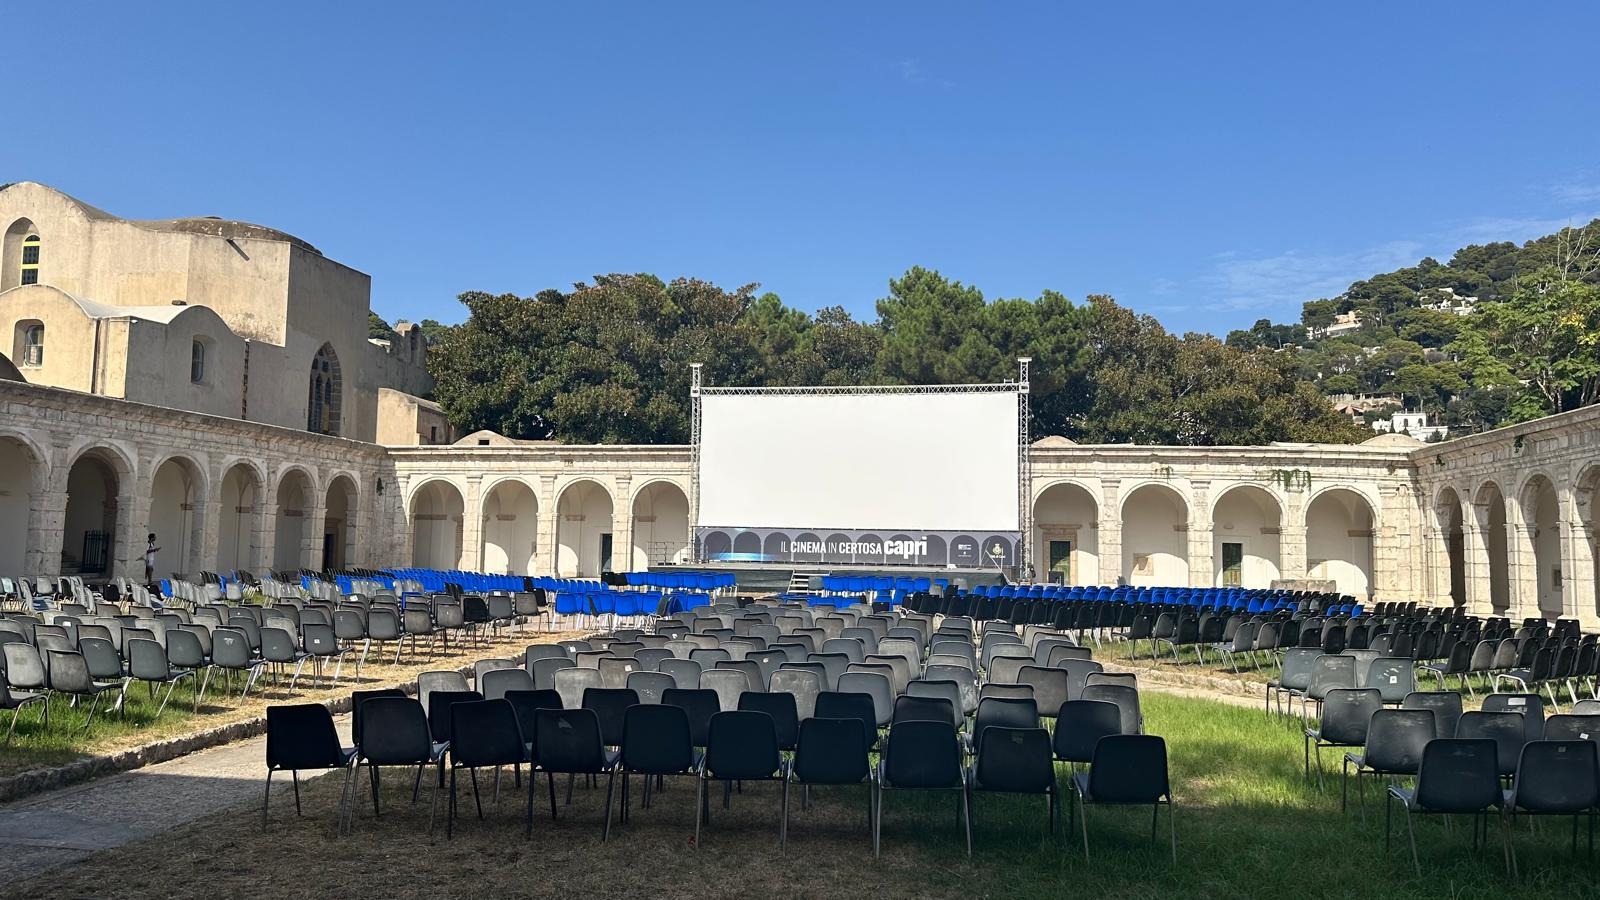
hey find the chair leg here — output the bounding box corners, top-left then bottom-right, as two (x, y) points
(780, 777), (789, 850)
(1404, 805), (1420, 875)
(261, 770), (273, 828)
(1168, 799), (1176, 863)
(1078, 792), (1090, 860)
(427, 763), (441, 841)
(292, 771), (302, 815)
(961, 785), (973, 858)
(694, 773), (705, 848)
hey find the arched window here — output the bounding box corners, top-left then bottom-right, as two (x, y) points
(19, 235), (39, 286)
(15, 321), (43, 367)
(190, 339), (207, 384)
(306, 343), (343, 436)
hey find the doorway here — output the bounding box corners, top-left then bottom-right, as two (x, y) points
(1221, 542), (1243, 587)
(599, 533), (614, 573)
(1048, 540), (1072, 585)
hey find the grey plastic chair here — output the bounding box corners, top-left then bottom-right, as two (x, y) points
(768, 668), (821, 721)
(658, 658), (702, 691)
(481, 667), (535, 702)
(1080, 683), (1142, 735)
(532, 656), (576, 691)
(625, 671), (675, 705)
(127, 638), (195, 716)
(553, 667), (602, 712)
(701, 668), (749, 712)
(46, 650), (124, 730)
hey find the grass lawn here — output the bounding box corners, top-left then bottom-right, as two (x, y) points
(5, 691), (1595, 899)
(0, 626), (586, 777)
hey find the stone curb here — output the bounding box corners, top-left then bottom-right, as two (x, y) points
(0, 647), (528, 805)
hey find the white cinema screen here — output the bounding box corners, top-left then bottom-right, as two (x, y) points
(696, 388), (1021, 566)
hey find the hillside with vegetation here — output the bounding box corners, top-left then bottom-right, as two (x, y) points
(1225, 220), (1600, 433)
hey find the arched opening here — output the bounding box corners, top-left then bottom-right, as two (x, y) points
(190, 338), (209, 384)
(1475, 482), (1510, 613)
(217, 463), (261, 574)
(1120, 484), (1189, 586)
(410, 480), (464, 569)
(0, 437), (42, 574)
(1211, 485), (1282, 588)
(324, 475), (358, 571)
(482, 479), (539, 576)
(307, 343), (343, 436)
(1305, 488), (1376, 599)
(273, 469), (314, 573)
(1521, 475), (1562, 618)
(62, 449), (122, 576)
(1436, 487), (1466, 607)
(1033, 482), (1099, 585)
(3, 218), (39, 289)
(149, 457), (204, 578)
(557, 480), (614, 577)
(13, 320), (43, 368)
(631, 481), (689, 569)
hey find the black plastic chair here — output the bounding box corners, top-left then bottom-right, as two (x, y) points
(875, 719), (970, 858)
(1385, 739), (1509, 875)
(1053, 699), (1124, 767)
(1401, 691), (1463, 738)
(1504, 740), (1600, 874)
(697, 710), (788, 846)
(1457, 710), (1528, 778)
(815, 690), (880, 751)
(1303, 688), (1381, 790)
(446, 699), (530, 838)
(1080, 683), (1142, 735)
(533, 707), (619, 838)
(971, 726), (1058, 837)
(788, 716), (874, 846)
(662, 687), (720, 749)
(968, 696), (1039, 754)
(1071, 733), (1174, 862)
(614, 703), (698, 829)
(263, 703), (357, 827)
(127, 638), (194, 717)
(738, 691), (800, 751)
(1343, 708), (1434, 817)
(582, 687), (640, 749)
(344, 697), (448, 837)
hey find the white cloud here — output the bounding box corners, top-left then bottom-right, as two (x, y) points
(1199, 240), (1424, 313)
(897, 58), (952, 89)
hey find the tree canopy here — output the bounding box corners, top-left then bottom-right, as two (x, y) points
(425, 268), (1367, 447)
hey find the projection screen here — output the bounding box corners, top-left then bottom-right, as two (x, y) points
(695, 386), (1023, 568)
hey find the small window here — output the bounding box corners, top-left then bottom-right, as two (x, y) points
(429, 425), (438, 444)
(190, 339), (206, 383)
(19, 235), (40, 286)
(18, 321), (43, 367)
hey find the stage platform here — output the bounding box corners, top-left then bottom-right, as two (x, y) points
(646, 561), (1013, 595)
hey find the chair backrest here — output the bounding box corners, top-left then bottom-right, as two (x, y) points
(503, 689), (563, 743)
(1316, 688), (1384, 745)
(531, 656), (576, 691)
(738, 691), (800, 750)
(1016, 666), (1069, 717)
(716, 659), (765, 694)
(1401, 691), (1464, 738)
(1366, 656), (1415, 702)
(657, 657), (702, 691)
(1080, 683), (1142, 735)
(1307, 654), (1356, 699)
(534, 707), (607, 773)
(1543, 714), (1600, 744)
(46, 650), (95, 692)
(597, 656), (640, 690)
(211, 628), (254, 668)
(891, 694), (956, 729)
(266, 703), (347, 770)
(553, 667), (603, 711)
(975, 726), (1054, 793)
(1052, 699), (1123, 763)
(705, 710), (781, 780)
(480, 667), (535, 702)
(793, 716), (870, 785)
(127, 638), (173, 681)
(418, 670), (472, 712)
(351, 688), (407, 745)
(581, 687), (639, 746)
(767, 668), (821, 720)
(620, 703), (694, 775)
(1511, 740), (1600, 813)
(1482, 693), (1546, 742)
(1087, 734), (1170, 803)
(661, 687), (720, 747)
(78, 637), (122, 680)
(358, 697), (433, 765)
(451, 699), (526, 767)
(700, 668), (749, 712)
(1362, 708), (1436, 774)
(1414, 739), (1502, 813)
(836, 671), (894, 726)
(1457, 710), (1529, 776)
(972, 696), (1039, 748)
(882, 719), (963, 789)
(814, 690), (879, 749)
(1276, 648), (1321, 691)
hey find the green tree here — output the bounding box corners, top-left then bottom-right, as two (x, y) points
(1451, 267), (1600, 421)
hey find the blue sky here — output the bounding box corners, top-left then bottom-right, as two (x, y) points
(7, 2), (1599, 334)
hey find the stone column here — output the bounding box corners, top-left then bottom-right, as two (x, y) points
(1186, 481), (1212, 588)
(258, 478), (280, 576)
(302, 502), (327, 571)
(460, 475), (484, 571)
(117, 472), (151, 583)
(198, 463), (225, 576)
(1279, 523), (1308, 581)
(1505, 517), (1537, 622)
(1461, 521), (1493, 616)
(611, 475), (633, 573)
(1097, 479), (1122, 585)
(535, 475), (559, 576)
(1418, 526), (1444, 603)
(1560, 489), (1595, 628)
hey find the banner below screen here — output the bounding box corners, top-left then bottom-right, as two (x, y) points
(695, 526), (1020, 569)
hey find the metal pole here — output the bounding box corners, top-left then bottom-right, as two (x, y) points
(1018, 357), (1032, 581)
(689, 363), (703, 564)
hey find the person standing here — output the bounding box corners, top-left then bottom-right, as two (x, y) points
(145, 533), (161, 585)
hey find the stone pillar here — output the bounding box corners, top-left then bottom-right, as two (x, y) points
(535, 475), (559, 576)
(198, 481), (224, 575)
(611, 475), (633, 573)
(258, 478), (279, 576)
(1097, 479), (1122, 585)
(31, 483), (67, 579)
(1560, 489), (1595, 628)
(302, 503), (327, 571)
(460, 475), (484, 571)
(1505, 517), (1537, 622)
(118, 472), (151, 583)
(1461, 521), (1492, 617)
(1279, 523), (1308, 581)
(1186, 481), (1212, 588)
(1418, 526), (1444, 603)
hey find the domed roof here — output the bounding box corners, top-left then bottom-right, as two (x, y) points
(0, 182), (320, 254)
(1362, 432), (1426, 448)
(1032, 435), (1078, 448)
